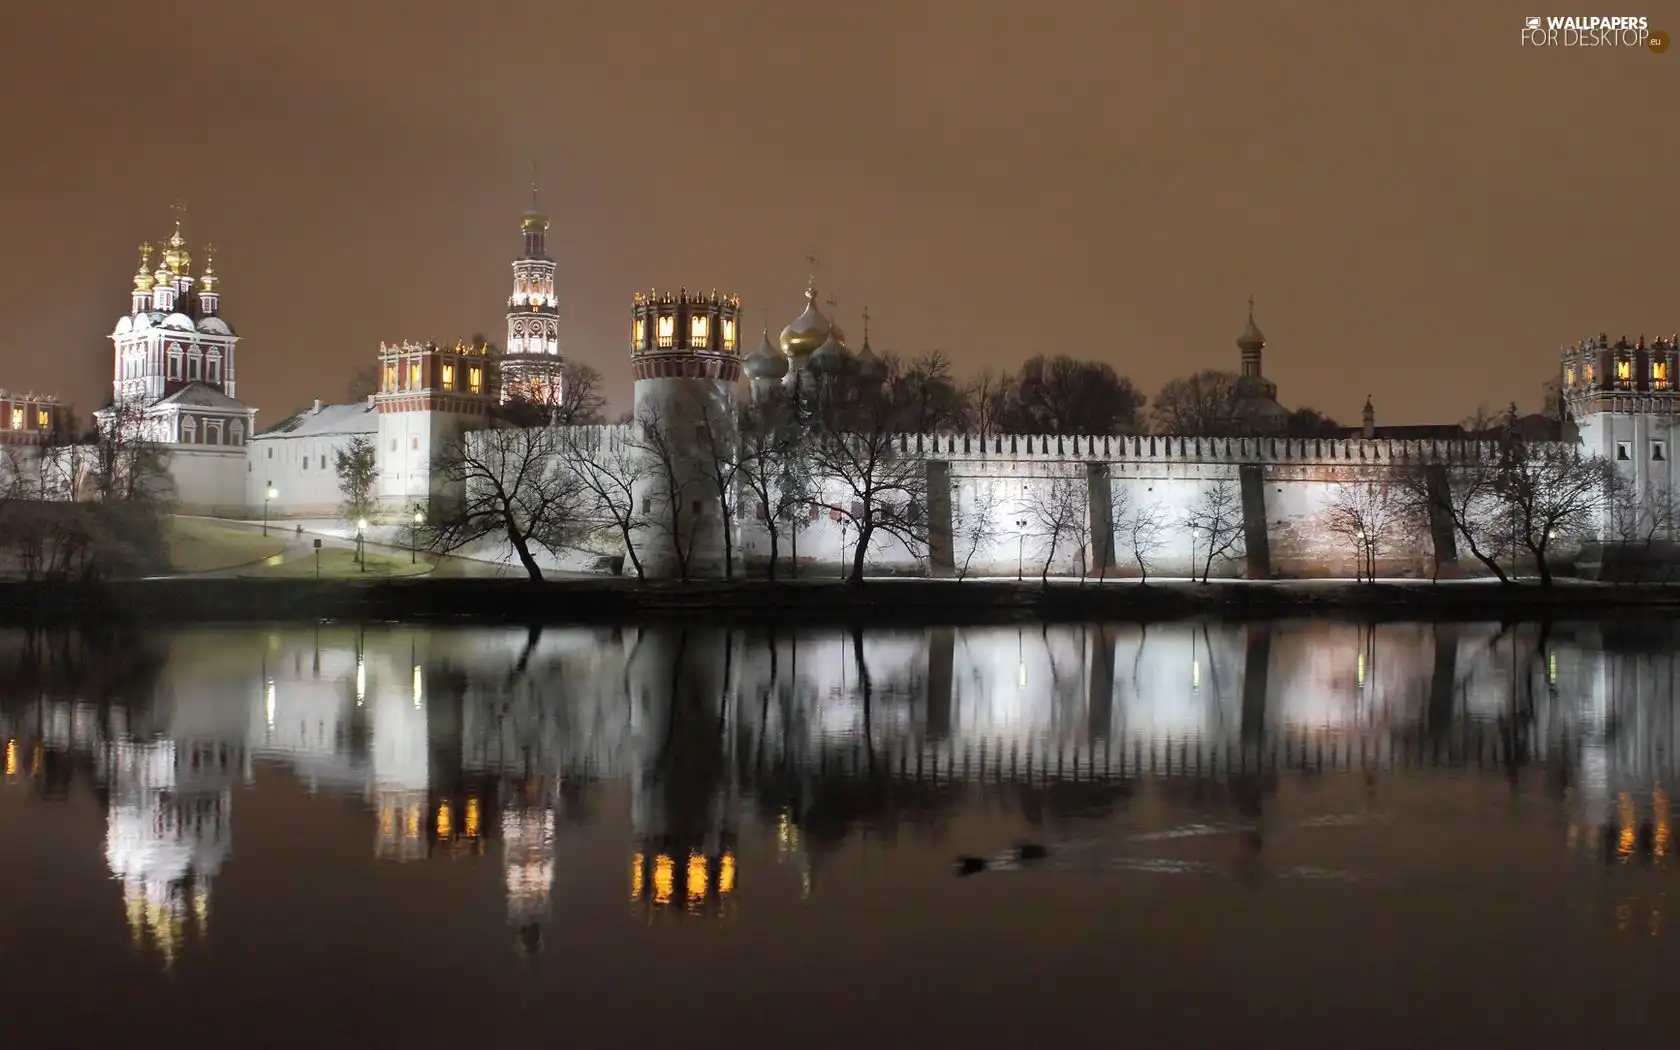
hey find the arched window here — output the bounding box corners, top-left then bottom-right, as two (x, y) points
(181, 416), (197, 443)
(188, 348), (202, 382)
(207, 350), (223, 385)
(230, 420), (244, 446)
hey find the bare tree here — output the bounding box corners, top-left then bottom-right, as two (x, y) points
(1321, 476), (1405, 581)
(1151, 370), (1239, 435)
(1111, 486), (1169, 583)
(498, 361), (612, 428)
(557, 425), (648, 580)
(1498, 441), (1615, 586)
(91, 398), (175, 506)
(346, 364), (378, 401)
(807, 379), (929, 584)
(1183, 476), (1246, 582)
(1607, 475), (1676, 582)
(690, 388), (742, 579)
(1394, 454), (1514, 583)
(735, 392), (810, 581)
(626, 401), (700, 582)
(965, 370), (1007, 439)
(429, 421), (585, 582)
(879, 351), (971, 433)
(951, 480), (1005, 581)
(1020, 475), (1088, 583)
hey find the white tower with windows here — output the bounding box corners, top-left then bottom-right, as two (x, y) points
(1561, 332), (1680, 539)
(627, 289), (743, 578)
(500, 181), (564, 409)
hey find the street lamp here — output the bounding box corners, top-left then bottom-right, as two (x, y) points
(1015, 518), (1028, 581)
(411, 505), (424, 564)
(263, 481), (277, 537)
(356, 518), (368, 572)
(1354, 529), (1364, 581)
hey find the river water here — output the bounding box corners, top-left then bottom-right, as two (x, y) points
(1, 620), (1676, 1048)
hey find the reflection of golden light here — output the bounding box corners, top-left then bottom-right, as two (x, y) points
(407, 806), (422, 840)
(436, 803), (453, 839)
(1356, 652), (1366, 687)
(4, 740), (16, 776)
(355, 657), (365, 704)
(1548, 652), (1558, 685)
(1619, 792), (1636, 859)
(412, 664), (423, 708)
(465, 797), (481, 839)
(652, 854), (675, 905)
(193, 888), (210, 930)
(687, 852), (708, 902)
(380, 807), (395, 837)
(631, 852), (645, 900)
(719, 852), (736, 896)
(1657, 789), (1671, 857)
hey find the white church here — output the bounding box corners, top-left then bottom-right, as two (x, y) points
(50, 197), (1680, 579)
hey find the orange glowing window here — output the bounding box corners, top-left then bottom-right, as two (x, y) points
(468, 367), (482, 394)
(1584, 364), (1595, 383)
(690, 314), (710, 348)
(408, 362), (421, 388)
(1616, 359), (1633, 382)
(441, 364), (454, 389)
(8, 408), (20, 430)
(656, 314), (675, 348)
(384, 364), (397, 391)
(1654, 360), (1669, 389)
(632, 318), (646, 347)
(36, 409), (48, 428)
(1564, 366), (1575, 387)
(721, 317), (736, 351)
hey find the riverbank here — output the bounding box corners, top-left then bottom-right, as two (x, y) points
(4, 576), (1680, 626)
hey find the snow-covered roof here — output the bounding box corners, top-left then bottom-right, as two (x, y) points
(161, 312), (196, 331)
(258, 399), (377, 439)
(196, 316), (235, 336)
(113, 316), (132, 336)
(153, 382), (253, 413)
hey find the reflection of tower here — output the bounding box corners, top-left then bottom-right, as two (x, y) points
(502, 784), (556, 954)
(101, 737), (239, 966)
(372, 653), (437, 862)
(626, 627), (740, 919)
(628, 288), (743, 578)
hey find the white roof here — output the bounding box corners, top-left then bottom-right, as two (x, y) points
(258, 400), (378, 439)
(154, 382), (253, 413)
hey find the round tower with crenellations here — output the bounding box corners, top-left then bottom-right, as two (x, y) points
(628, 288), (744, 578)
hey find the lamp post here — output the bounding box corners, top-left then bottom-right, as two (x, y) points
(356, 518), (368, 572)
(263, 481), (277, 537)
(1354, 529), (1364, 582)
(411, 505), (424, 564)
(1015, 518), (1028, 581)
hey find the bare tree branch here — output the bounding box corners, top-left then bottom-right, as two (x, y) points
(1183, 476), (1245, 582)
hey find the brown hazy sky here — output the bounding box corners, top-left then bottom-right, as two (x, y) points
(1, 1), (1674, 428)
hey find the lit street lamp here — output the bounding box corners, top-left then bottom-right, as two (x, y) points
(411, 505), (424, 564)
(1016, 518), (1028, 581)
(356, 518), (368, 572)
(263, 481), (277, 537)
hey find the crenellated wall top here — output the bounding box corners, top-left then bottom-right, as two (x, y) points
(875, 432), (1558, 465)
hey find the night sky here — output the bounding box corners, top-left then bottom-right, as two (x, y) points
(1, 1), (1673, 427)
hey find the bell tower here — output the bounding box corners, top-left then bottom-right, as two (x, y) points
(500, 173), (564, 410)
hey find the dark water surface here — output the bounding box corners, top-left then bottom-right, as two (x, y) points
(2, 620), (1678, 1048)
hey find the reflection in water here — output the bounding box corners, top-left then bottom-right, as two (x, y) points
(3, 619), (1680, 1040)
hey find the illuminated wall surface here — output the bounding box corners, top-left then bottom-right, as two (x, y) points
(4, 622), (1680, 955)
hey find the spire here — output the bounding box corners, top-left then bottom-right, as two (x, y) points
(1236, 295), (1266, 372)
(529, 160), (541, 214)
(200, 243), (218, 293)
(804, 250), (819, 300)
(861, 305), (871, 349)
(133, 243), (154, 292)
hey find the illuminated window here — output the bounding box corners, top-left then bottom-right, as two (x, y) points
(690, 314), (710, 348)
(632, 317), (645, 347)
(8, 408), (20, 430)
(409, 362), (421, 388)
(468, 367), (482, 394)
(1654, 359), (1670, 390)
(1616, 358), (1633, 385)
(383, 364), (397, 391)
(721, 317), (736, 351)
(36, 409), (48, 428)
(1584, 364), (1595, 383)
(1564, 366), (1575, 387)
(656, 314), (676, 348)
(441, 363), (454, 389)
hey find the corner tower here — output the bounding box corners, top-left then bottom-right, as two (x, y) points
(628, 289), (743, 578)
(373, 338), (497, 515)
(500, 179), (563, 409)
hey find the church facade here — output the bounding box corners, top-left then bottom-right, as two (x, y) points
(22, 200), (1676, 579)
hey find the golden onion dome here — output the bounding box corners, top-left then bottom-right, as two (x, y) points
(1237, 297), (1265, 351)
(133, 244), (154, 292)
(778, 284), (832, 359)
(521, 209), (549, 233)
